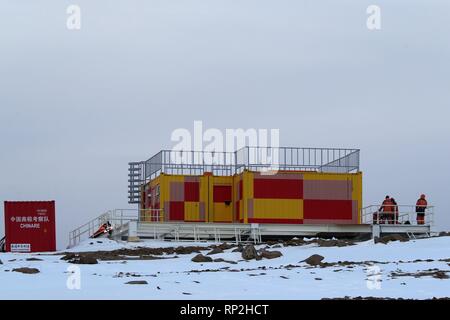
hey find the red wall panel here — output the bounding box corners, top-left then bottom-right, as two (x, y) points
(303, 200), (353, 220)
(213, 185), (232, 202)
(169, 201), (185, 221)
(184, 182), (200, 202)
(254, 179), (303, 199)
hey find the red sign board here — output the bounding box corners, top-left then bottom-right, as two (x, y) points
(4, 201), (56, 252)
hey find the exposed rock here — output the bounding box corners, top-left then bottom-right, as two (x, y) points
(282, 238), (355, 247)
(375, 234), (409, 244)
(216, 242), (235, 251)
(271, 244), (282, 249)
(248, 273), (264, 277)
(207, 247), (224, 255)
(317, 239), (355, 247)
(433, 271), (449, 279)
(69, 256), (98, 264)
(13, 267), (40, 274)
(191, 254), (213, 263)
(284, 238), (306, 246)
(115, 272), (142, 278)
(391, 269), (449, 279)
(59, 245), (209, 261)
(0, 259), (2, 265)
(174, 246), (203, 255)
(260, 250), (283, 260)
(125, 280), (148, 285)
(213, 258), (237, 264)
(61, 253), (77, 261)
(242, 245), (258, 260)
(232, 245), (244, 253)
(303, 254), (325, 266)
(26, 258), (43, 261)
(61, 249), (175, 262)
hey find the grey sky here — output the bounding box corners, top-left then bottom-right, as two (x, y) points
(1, 0), (449, 249)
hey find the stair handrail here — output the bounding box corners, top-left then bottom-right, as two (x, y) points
(0, 236), (6, 252)
(68, 211), (112, 248)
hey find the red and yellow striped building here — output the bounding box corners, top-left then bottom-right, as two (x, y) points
(141, 170), (362, 225)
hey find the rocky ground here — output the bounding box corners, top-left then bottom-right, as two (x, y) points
(0, 235), (449, 299)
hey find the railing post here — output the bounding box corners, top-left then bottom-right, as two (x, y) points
(118, 210), (122, 231)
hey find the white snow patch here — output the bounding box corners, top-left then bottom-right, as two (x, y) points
(1, 236), (449, 300)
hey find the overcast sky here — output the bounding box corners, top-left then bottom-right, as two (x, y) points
(1, 0), (449, 249)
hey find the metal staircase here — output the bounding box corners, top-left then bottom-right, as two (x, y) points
(68, 209), (140, 248)
(128, 162), (144, 204)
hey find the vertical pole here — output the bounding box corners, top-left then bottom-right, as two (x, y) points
(372, 224), (380, 239)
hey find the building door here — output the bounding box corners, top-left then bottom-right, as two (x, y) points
(211, 185), (233, 223)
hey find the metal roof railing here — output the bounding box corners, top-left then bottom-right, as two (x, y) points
(128, 146), (360, 203)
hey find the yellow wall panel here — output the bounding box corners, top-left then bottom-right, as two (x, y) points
(212, 176), (234, 185)
(184, 202), (200, 221)
(242, 171), (254, 223)
(351, 172), (363, 223)
(253, 199), (303, 219)
(212, 203), (233, 222)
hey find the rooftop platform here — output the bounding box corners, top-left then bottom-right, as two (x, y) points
(128, 146), (361, 203)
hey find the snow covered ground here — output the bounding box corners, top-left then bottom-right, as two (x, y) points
(0, 236), (449, 300)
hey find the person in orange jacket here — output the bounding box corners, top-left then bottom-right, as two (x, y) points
(416, 194), (428, 225)
(378, 196), (394, 224)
